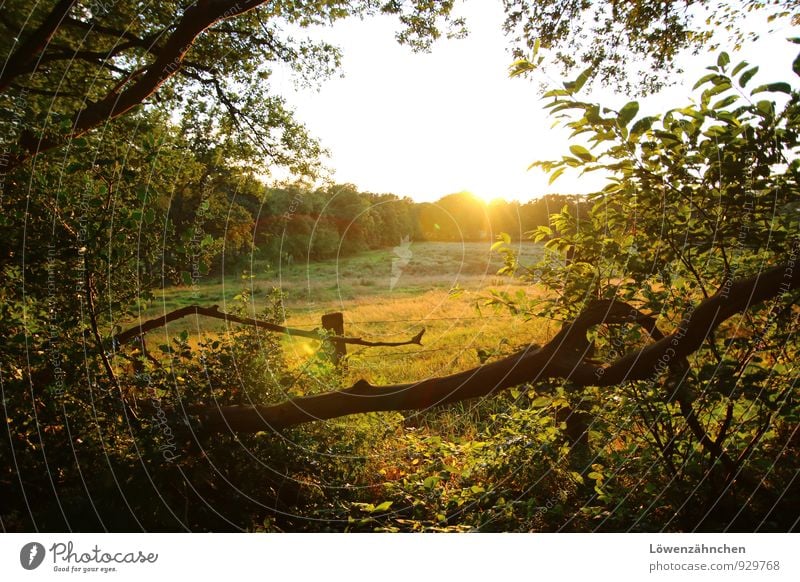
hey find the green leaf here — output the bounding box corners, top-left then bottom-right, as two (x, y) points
(756, 100), (774, 115)
(372, 501), (393, 513)
(630, 116), (654, 137)
(569, 145), (594, 162)
(543, 88), (571, 98)
(570, 472), (585, 485)
(423, 476), (440, 489)
(692, 73), (718, 90)
(712, 95), (738, 110)
(751, 82), (792, 95)
(703, 82), (732, 100)
(570, 66), (594, 94)
(738, 66), (759, 87)
(731, 60), (748, 76)
(530, 396), (551, 407)
(509, 58), (537, 78)
(794, 52), (800, 77)
(531, 225), (552, 242)
(617, 101), (639, 127)
(548, 167), (566, 185)
(717, 51), (730, 68)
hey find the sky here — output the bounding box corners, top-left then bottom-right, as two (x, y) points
(271, 1), (799, 203)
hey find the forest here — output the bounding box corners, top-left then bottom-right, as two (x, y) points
(170, 183), (585, 276)
(1, 0), (798, 533)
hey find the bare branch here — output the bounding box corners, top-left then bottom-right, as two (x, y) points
(114, 304), (425, 348)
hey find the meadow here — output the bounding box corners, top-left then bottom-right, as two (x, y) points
(130, 241), (550, 384)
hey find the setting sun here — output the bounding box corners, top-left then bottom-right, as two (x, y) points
(269, 4), (598, 203)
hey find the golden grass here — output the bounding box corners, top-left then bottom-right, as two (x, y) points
(125, 242), (554, 387)
(281, 285), (553, 386)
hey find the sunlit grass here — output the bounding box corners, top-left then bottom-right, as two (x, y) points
(282, 286), (553, 386)
(126, 241), (553, 390)
(129, 241), (543, 332)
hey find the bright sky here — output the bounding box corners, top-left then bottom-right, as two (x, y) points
(272, 1), (799, 203)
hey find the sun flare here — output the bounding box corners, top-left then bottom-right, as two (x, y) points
(459, 189), (505, 205)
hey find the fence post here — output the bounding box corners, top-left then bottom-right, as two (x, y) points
(321, 312), (347, 366)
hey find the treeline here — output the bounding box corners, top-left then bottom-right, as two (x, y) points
(194, 183), (587, 274)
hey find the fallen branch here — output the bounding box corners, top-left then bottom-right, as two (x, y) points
(114, 304), (425, 348)
(190, 262), (798, 434)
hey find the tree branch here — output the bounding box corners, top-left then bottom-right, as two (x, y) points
(114, 304), (425, 348)
(0, 0), (77, 91)
(7, 0), (271, 167)
(62, 16), (156, 46)
(190, 262), (799, 434)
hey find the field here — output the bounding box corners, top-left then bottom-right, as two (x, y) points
(130, 241), (551, 384)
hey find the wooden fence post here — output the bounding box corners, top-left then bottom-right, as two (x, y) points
(321, 312), (347, 366)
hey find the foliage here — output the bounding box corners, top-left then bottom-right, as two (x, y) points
(346, 398), (578, 532)
(505, 0), (800, 94)
(491, 48), (800, 530)
(3, 0), (795, 172)
(505, 47), (800, 315)
(2, 0), (799, 533)
(0, 0), (471, 168)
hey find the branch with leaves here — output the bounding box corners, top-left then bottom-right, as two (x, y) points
(189, 261), (798, 477)
(5, 0), (272, 167)
(0, 0), (470, 170)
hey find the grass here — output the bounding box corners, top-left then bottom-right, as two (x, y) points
(131, 241), (542, 325)
(282, 286), (554, 387)
(125, 241), (552, 387)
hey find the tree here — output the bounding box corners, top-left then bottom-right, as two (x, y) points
(504, 0), (800, 93)
(3, 1), (797, 171)
(0, 0), (467, 170)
